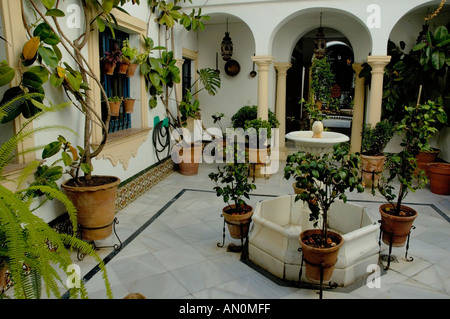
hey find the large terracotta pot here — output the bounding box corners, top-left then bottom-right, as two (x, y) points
(379, 203), (417, 247)
(299, 229), (343, 282)
(427, 162), (450, 195)
(103, 61), (116, 75)
(177, 142), (203, 175)
(361, 154), (385, 187)
(416, 149), (440, 176)
(222, 204), (253, 239)
(61, 176), (120, 241)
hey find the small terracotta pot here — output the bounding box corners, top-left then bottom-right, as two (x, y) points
(118, 60), (130, 74)
(427, 162), (450, 195)
(123, 99), (135, 113)
(379, 203), (417, 247)
(222, 204), (253, 239)
(361, 154), (385, 187)
(103, 61), (116, 75)
(126, 63), (138, 77)
(299, 229), (343, 282)
(109, 101), (121, 116)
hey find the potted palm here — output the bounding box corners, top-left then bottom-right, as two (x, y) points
(377, 98), (447, 247)
(209, 146), (257, 241)
(360, 120), (394, 188)
(284, 143), (364, 282)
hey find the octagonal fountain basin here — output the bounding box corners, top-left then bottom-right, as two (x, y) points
(285, 131), (349, 154)
(248, 195), (379, 287)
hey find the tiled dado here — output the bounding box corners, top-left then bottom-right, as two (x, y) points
(116, 157), (175, 210)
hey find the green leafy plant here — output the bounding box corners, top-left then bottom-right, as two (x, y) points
(361, 120), (394, 156)
(121, 39), (138, 63)
(208, 146), (256, 215)
(231, 105), (279, 130)
(310, 56), (335, 103)
(108, 96), (123, 103)
(0, 95), (112, 299)
(377, 99), (447, 214)
(284, 143), (364, 247)
(244, 118), (273, 147)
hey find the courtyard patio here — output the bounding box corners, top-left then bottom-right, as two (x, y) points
(70, 148), (450, 300)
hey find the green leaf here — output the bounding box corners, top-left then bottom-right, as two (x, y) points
(61, 151), (72, 166)
(434, 26), (448, 42)
(42, 141), (62, 159)
(81, 163), (92, 174)
(50, 73), (64, 87)
(28, 65), (49, 84)
(37, 45), (59, 68)
(22, 71), (43, 90)
(41, 0), (55, 9)
(65, 72), (81, 91)
(45, 9), (65, 17)
(96, 17), (106, 32)
(412, 42), (427, 51)
(431, 50), (445, 70)
(0, 65), (15, 86)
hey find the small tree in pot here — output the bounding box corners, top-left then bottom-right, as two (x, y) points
(361, 120), (394, 188)
(284, 143), (364, 282)
(377, 98), (447, 248)
(209, 146), (256, 244)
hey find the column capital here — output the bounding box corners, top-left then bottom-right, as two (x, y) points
(274, 62), (292, 74)
(252, 55), (274, 65)
(367, 55), (391, 74)
(352, 63), (364, 75)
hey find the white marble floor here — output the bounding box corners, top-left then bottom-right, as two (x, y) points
(70, 158), (450, 302)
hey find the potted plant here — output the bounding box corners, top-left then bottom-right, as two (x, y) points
(427, 162), (450, 195)
(360, 120), (394, 188)
(310, 56), (335, 109)
(121, 39), (139, 76)
(171, 68), (221, 175)
(103, 42), (123, 75)
(284, 143), (364, 282)
(123, 97), (136, 113)
(377, 99), (447, 247)
(209, 146), (256, 241)
(243, 118), (273, 164)
(0, 92), (112, 298)
(108, 96), (123, 116)
(231, 105), (279, 131)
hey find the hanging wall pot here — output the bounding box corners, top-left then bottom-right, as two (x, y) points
(225, 59), (240, 77)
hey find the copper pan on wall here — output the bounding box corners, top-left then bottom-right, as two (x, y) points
(224, 59), (240, 76)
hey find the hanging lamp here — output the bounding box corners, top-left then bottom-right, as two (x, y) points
(221, 19), (233, 61)
(314, 12), (326, 59)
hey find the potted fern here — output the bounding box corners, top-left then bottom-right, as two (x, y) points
(360, 120), (394, 188)
(0, 91), (112, 298)
(284, 143), (364, 282)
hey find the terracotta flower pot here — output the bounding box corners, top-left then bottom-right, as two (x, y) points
(118, 59), (130, 74)
(427, 162), (450, 195)
(61, 176), (120, 241)
(299, 229), (343, 282)
(379, 203), (417, 247)
(222, 204), (253, 239)
(103, 61), (116, 75)
(123, 99), (135, 113)
(415, 149), (440, 176)
(292, 182), (305, 195)
(177, 142), (203, 175)
(361, 154), (385, 187)
(126, 63), (138, 77)
(109, 101), (121, 116)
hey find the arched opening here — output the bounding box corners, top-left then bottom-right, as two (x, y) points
(286, 27), (354, 134)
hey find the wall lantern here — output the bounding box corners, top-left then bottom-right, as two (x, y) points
(314, 12), (326, 59)
(221, 19), (233, 61)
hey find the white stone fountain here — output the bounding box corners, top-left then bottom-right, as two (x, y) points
(285, 121), (349, 154)
(248, 195), (379, 287)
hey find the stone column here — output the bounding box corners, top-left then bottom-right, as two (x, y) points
(367, 56), (391, 126)
(252, 55), (274, 120)
(350, 63), (366, 153)
(273, 62), (291, 161)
